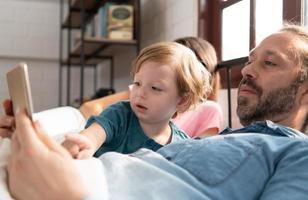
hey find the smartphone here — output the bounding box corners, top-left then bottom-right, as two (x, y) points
(6, 63), (34, 121)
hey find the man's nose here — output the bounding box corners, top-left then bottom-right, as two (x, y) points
(241, 61), (258, 79)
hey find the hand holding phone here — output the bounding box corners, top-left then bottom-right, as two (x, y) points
(6, 63), (34, 121)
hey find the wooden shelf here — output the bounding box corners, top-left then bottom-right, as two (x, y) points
(62, 12), (89, 28)
(62, 0), (101, 28)
(63, 37), (137, 65)
(62, 0), (130, 28)
(62, 57), (109, 66)
(71, 0), (100, 10)
(59, 0), (140, 105)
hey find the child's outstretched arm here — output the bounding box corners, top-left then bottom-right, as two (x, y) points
(62, 122), (106, 159)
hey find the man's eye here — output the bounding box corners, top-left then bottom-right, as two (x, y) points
(264, 61), (276, 66)
(244, 61), (252, 66)
(152, 86), (162, 91)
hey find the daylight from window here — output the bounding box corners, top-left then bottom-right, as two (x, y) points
(222, 0), (283, 61)
(305, 0), (308, 25)
(255, 0), (283, 45)
(222, 0), (250, 61)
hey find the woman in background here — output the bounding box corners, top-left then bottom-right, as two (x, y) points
(173, 37), (223, 138)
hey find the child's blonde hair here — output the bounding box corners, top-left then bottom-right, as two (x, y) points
(131, 41), (211, 114)
(175, 37), (220, 101)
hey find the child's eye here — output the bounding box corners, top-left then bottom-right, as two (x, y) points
(152, 86), (162, 91)
(133, 82), (140, 86)
(264, 60), (276, 66)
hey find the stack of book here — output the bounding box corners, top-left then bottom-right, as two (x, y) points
(73, 3), (134, 43)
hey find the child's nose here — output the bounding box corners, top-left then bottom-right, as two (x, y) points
(136, 87), (147, 98)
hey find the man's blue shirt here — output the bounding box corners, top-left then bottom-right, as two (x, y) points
(155, 121), (308, 199)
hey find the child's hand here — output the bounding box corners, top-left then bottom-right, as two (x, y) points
(61, 138), (80, 158)
(62, 133), (95, 159)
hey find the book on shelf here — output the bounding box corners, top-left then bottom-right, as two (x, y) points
(92, 2), (114, 38)
(72, 3), (134, 43)
(98, 5), (107, 37)
(107, 4), (134, 40)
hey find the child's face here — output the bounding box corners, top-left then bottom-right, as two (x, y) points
(129, 61), (183, 124)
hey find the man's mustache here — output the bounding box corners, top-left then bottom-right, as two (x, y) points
(238, 77), (262, 95)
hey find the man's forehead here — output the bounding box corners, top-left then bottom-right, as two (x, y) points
(249, 33), (295, 59)
(249, 48), (285, 58)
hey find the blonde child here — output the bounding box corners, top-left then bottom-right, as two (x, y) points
(62, 42), (211, 159)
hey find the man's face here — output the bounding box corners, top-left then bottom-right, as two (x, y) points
(237, 32), (303, 126)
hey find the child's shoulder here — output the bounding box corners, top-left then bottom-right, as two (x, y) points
(108, 100), (131, 110)
(98, 100), (133, 118)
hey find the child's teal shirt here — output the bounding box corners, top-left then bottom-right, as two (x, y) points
(85, 101), (189, 157)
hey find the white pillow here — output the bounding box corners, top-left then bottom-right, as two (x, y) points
(33, 106), (86, 143)
(0, 139), (13, 200)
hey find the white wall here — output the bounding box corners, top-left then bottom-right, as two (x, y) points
(140, 0), (198, 47)
(0, 0), (59, 113)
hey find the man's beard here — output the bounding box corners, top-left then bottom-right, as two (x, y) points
(237, 77), (300, 126)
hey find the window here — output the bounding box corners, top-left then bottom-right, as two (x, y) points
(222, 0), (250, 60)
(255, 0), (283, 44)
(222, 0), (284, 60)
(305, 0), (308, 25)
